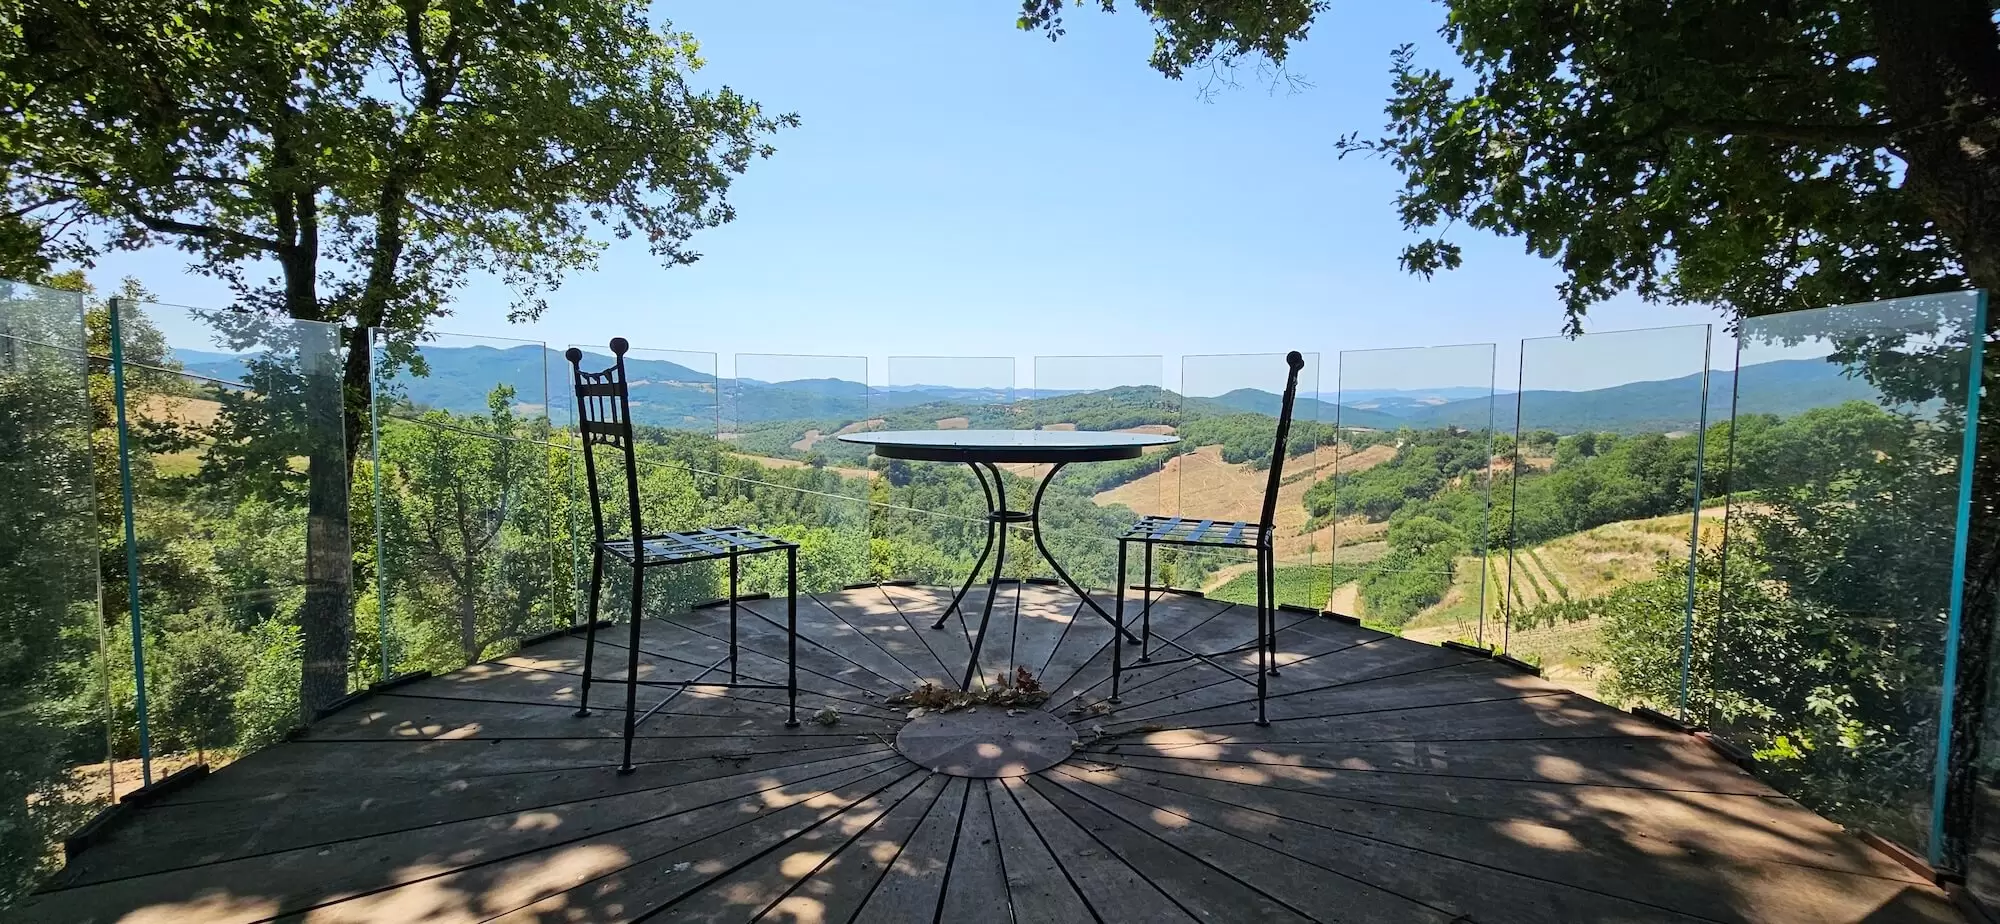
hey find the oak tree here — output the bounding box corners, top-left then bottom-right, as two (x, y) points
(1021, 0), (2000, 865)
(2, 0), (793, 709)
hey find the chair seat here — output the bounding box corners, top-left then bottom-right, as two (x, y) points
(601, 525), (795, 566)
(1122, 515), (1267, 549)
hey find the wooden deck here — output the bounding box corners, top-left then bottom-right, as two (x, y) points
(21, 585), (1958, 923)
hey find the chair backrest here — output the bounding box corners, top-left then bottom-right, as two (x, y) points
(1257, 351), (1308, 536)
(567, 338), (642, 545)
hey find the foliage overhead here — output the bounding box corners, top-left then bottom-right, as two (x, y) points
(1, 0), (794, 329)
(1020, 1), (2000, 327)
(1018, 0), (1327, 81)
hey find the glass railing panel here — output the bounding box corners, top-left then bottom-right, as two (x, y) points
(880, 356), (1019, 423)
(370, 329), (565, 680)
(1015, 356), (1171, 587)
(720, 354), (872, 594)
(1503, 325), (1712, 707)
(111, 299), (347, 780)
(870, 357), (1019, 590)
(1326, 344), (1498, 644)
(1177, 352), (1326, 610)
(1713, 292), (1983, 864)
(0, 280), (105, 899)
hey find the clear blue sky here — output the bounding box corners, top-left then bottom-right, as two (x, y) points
(88, 1), (1732, 392)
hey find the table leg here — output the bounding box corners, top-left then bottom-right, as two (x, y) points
(931, 462), (999, 631)
(1028, 462), (1143, 645)
(960, 462), (1011, 691)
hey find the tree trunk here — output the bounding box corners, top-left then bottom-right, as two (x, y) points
(459, 585), (479, 665)
(299, 319), (353, 716)
(1868, 0), (2000, 871)
(1870, 0), (2000, 296)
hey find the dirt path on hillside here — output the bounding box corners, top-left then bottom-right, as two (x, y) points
(1326, 581), (1360, 616)
(1200, 561), (1257, 592)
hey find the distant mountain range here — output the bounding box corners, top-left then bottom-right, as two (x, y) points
(172, 344), (1880, 436)
(1329, 359), (1877, 433)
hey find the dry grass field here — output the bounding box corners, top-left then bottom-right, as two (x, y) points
(1395, 503), (1738, 703)
(729, 452), (875, 481)
(138, 394), (222, 429)
(1091, 440), (1391, 560)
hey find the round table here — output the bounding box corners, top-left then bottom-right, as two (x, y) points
(839, 429), (1179, 690)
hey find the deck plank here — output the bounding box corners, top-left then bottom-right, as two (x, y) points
(466, 762), (923, 924)
(997, 776), (1197, 924)
(663, 601), (915, 699)
(1011, 590), (1088, 683)
(1092, 750), (1925, 881)
(1101, 659), (1561, 731)
(854, 776), (970, 921)
(20, 587), (1958, 924)
(306, 693), (869, 742)
(57, 743), (889, 888)
(374, 658), (900, 726)
(619, 611), (911, 704)
(937, 773), (1013, 924)
(762, 592), (936, 691)
(1031, 592), (1118, 704)
(1097, 637), (1486, 727)
(888, 582), (1087, 685)
(19, 751), (903, 923)
(1048, 762), (1689, 924)
(1023, 771), (1319, 922)
(793, 586), (960, 686)
(756, 773), (951, 924)
(1106, 615), (1389, 708)
(886, 581), (1025, 692)
(985, 777), (1094, 923)
(875, 582), (983, 687)
(1042, 592), (1235, 711)
(657, 768), (935, 923)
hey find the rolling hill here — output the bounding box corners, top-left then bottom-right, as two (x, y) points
(175, 345), (1878, 438)
(1343, 358), (1875, 434)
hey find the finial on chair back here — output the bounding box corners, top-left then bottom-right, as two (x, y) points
(610, 337), (629, 356)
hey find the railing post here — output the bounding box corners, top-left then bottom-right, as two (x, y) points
(1930, 289), (1988, 867)
(107, 297), (153, 785)
(1676, 327), (1713, 722)
(368, 330), (391, 684)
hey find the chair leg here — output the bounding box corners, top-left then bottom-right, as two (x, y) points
(728, 553), (740, 684)
(1256, 545), (1270, 727)
(576, 547), (604, 717)
(1140, 542), (1154, 663)
(1111, 540), (1127, 705)
(785, 547), (800, 728)
(620, 565), (643, 774)
(1265, 545), (1280, 677)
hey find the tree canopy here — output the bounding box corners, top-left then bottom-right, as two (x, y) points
(1, 0), (794, 711)
(1021, 0), (1998, 327)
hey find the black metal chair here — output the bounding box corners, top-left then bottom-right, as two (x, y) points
(567, 338), (799, 773)
(1112, 350), (1306, 727)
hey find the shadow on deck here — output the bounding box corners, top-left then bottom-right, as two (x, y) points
(19, 585), (1958, 923)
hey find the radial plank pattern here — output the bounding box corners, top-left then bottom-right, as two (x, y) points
(19, 586), (1957, 923)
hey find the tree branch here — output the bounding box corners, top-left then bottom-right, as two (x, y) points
(129, 206), (282, 252)
(1683, 117), (1895, 148)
